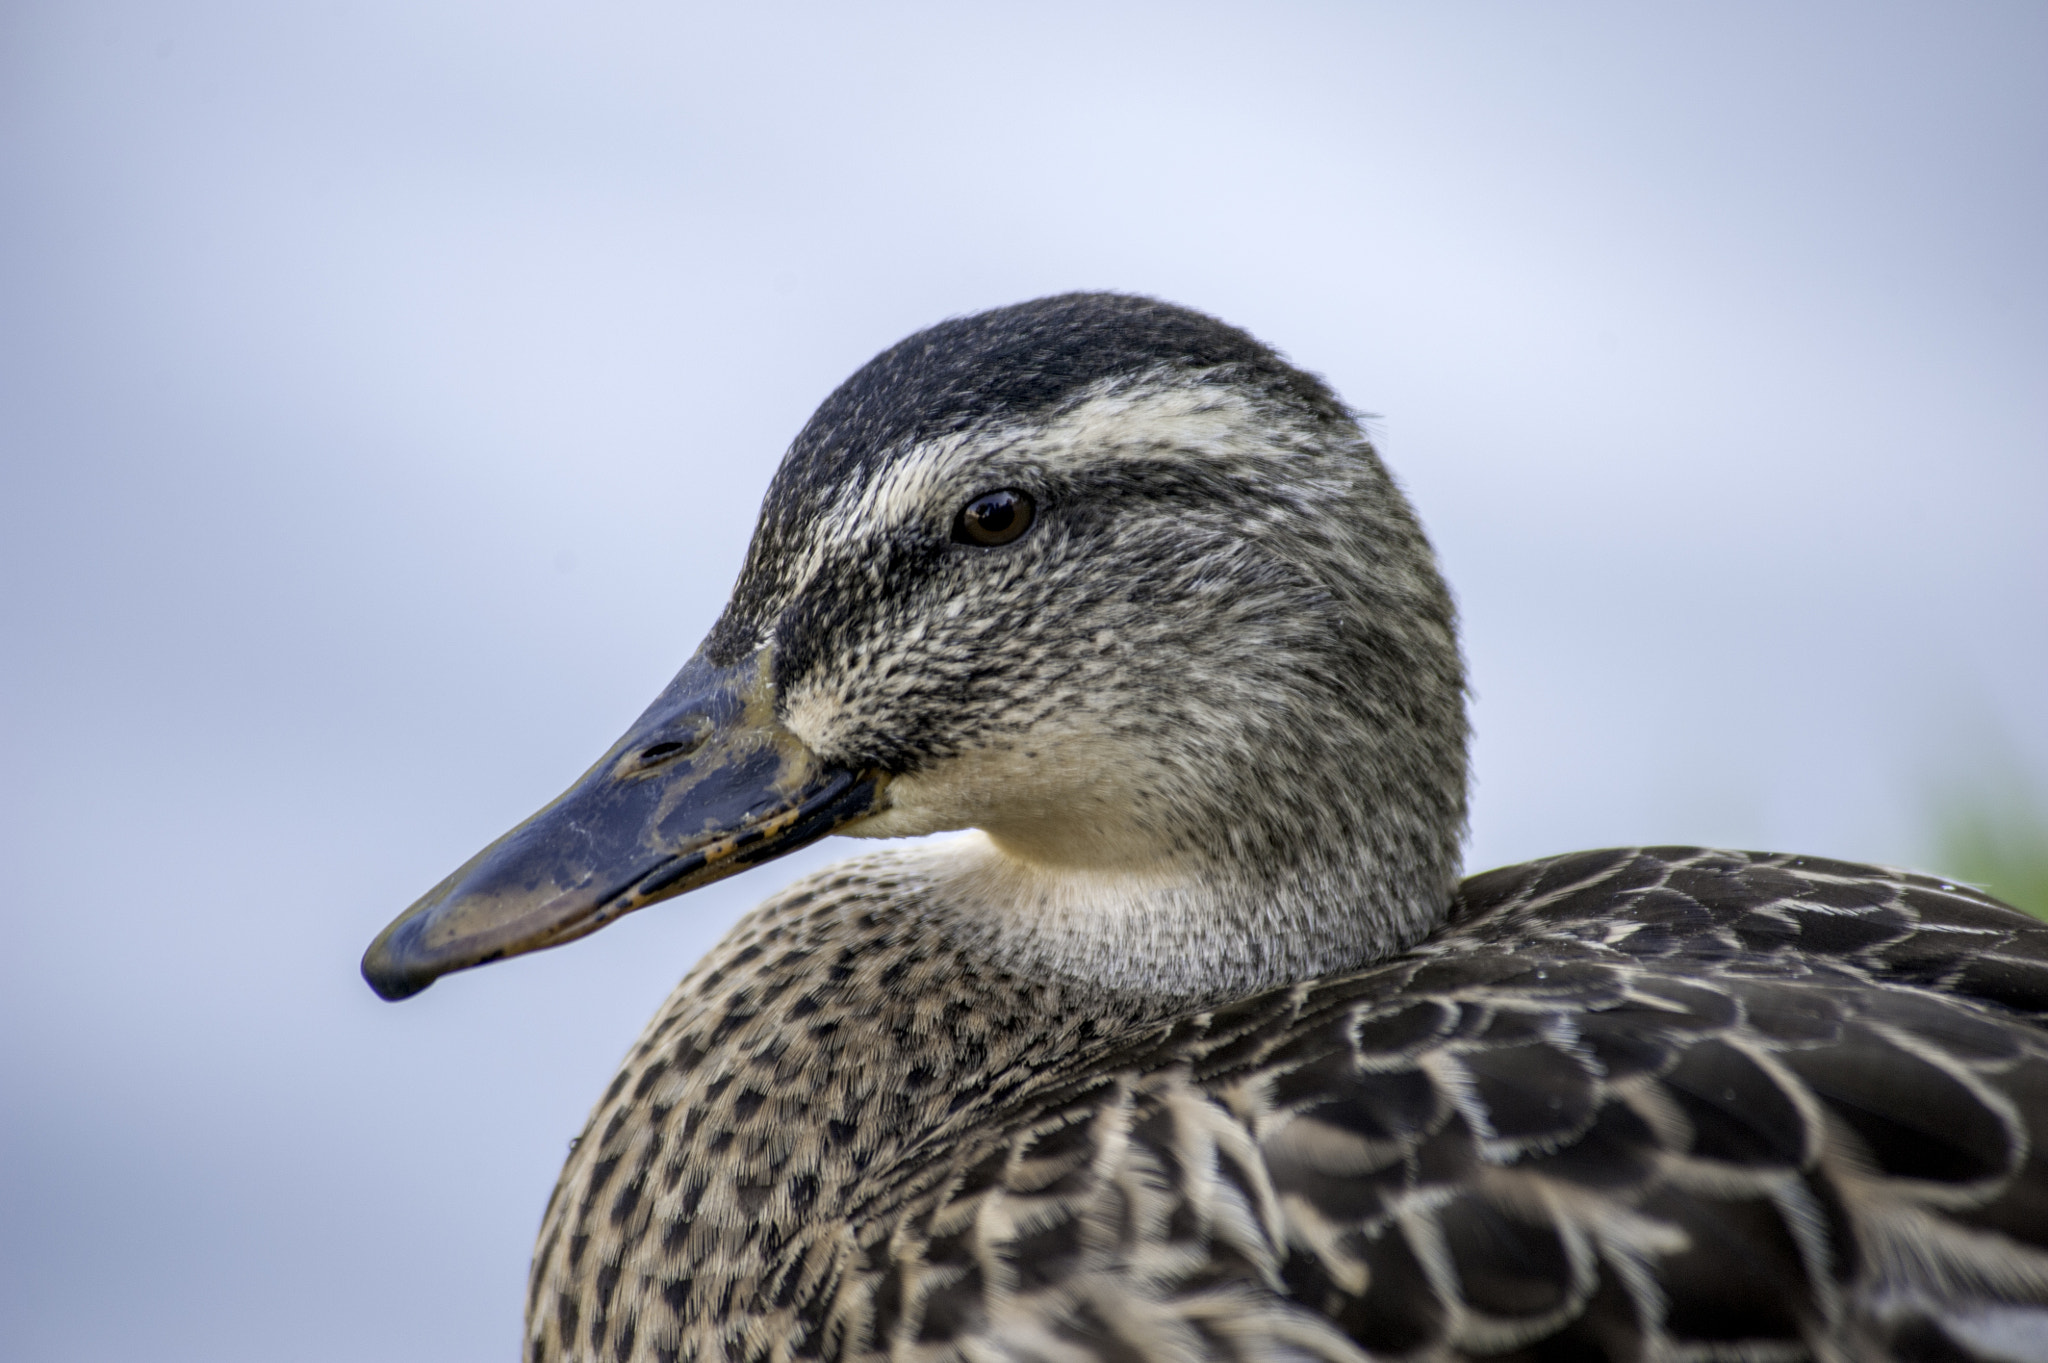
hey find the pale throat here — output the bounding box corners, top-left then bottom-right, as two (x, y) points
(836, 736), (1210, 876)
(794, 709), (1376, 998)
(833, 756), (1346, 1002)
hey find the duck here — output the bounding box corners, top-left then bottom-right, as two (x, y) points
(362, 293), (2048, 1363)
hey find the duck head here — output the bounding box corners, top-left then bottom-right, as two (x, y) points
(363, 294), (1468, 1003)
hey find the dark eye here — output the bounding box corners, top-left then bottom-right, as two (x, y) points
(952, 489), (1036, 547)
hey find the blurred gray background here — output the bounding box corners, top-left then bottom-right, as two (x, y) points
(3, 3), (2044, 1359)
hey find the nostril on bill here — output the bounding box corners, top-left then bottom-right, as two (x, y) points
(635, 719), (711, 770)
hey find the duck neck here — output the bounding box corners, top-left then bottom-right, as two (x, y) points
(911, 826), (1453, 1009)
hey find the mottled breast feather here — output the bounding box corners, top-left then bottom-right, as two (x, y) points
(526, 848), (2048, 1363)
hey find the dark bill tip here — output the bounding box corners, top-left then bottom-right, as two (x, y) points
(361, 916), (444, 1001)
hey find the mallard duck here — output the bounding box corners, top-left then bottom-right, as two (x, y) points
(363, 294), (2048, 1363)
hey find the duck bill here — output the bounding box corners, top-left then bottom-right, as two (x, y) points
(361, 649), (884, 1001)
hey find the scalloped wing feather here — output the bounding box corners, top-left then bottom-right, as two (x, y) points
(861, 852), (2048, 1363)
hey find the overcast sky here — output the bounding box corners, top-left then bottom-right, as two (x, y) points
(3, 4), (2044, 1360)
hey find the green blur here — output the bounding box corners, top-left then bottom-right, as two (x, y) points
(1931, 777), (2048, 921)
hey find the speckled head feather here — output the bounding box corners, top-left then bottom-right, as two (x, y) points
(692, 293), (1467, 1002)
(706, 292), (1355, 668)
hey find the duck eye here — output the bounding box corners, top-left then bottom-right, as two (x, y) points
(952, 489), (1036, 547)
